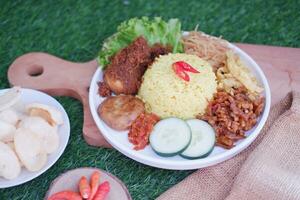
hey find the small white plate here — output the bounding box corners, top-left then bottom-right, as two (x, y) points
(89, 43), (271, 170)
(0, 88), (70, 188)
(44, 167), (132, 200)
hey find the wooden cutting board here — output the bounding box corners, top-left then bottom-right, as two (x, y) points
(7, 44), (300, 148)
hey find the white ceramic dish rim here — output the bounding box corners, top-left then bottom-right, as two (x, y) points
(0, 88), (70, 188)
(89, 42), (271, 170)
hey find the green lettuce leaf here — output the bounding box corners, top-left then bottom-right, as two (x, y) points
(98, 17), (183, 69)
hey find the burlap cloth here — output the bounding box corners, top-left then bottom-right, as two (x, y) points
(157, 91), (300, 200)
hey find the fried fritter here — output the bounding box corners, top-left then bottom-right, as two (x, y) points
(98, 95), (145, 131)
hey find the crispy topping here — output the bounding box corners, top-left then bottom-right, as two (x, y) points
(198, 87), (265, 149)
(103, 37), (171, 95)
(128, 113), (160, 150)
(98, 81), (112, 97)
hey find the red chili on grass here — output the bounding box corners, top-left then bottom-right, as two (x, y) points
(128, 113), (160, 150)
(172, 61), (200, 82)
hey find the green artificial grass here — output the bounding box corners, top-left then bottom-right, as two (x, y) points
(0, 0), (300, 199)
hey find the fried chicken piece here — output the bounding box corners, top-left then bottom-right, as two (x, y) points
(149, 43), (172, 61)
(103, 37), (151, 95)
(103, 37), (172, 95)
(98, 81), (111, 97)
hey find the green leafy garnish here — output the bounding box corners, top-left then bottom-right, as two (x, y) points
(98, 17), (183, 69)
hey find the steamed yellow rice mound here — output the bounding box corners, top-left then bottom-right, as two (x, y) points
(138, 53), (217, 119)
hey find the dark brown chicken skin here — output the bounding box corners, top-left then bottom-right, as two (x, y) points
(103, 36), (171, 95)
(98, 95), (145, 131)
(104, 37), (151, 95)
(98, 81), (111, 97)
(150, 43), (172, 61)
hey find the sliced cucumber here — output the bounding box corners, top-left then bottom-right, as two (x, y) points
(180, 119), (215, 159)
(149, 118), (191, 157)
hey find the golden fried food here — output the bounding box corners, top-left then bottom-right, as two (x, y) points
(98, 95), (145, 131)
(103, 37), (171, 95)
(103, 37), (151, 95)
(198, 87), (265, 149)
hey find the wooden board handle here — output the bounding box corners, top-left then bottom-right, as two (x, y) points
(8, 52), (111, 148)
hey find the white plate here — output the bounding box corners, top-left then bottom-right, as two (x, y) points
(89, 43), (271, 170)
(0, 88), (70, 188)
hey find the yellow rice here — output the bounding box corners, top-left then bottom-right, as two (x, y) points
(138, 53), (217, 119)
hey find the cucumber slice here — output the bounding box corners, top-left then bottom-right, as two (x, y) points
(180, 119), (215, 159)
(149, 118), (191, 157)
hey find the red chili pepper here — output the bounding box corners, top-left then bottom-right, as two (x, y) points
(174, 61), (200, 73)
(172, 63), (190, 82)
(79, 176), (91, 199)
(48, 191), (82, 200)
(92, 181), (110, 200)
(88, 171), (100, 200)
